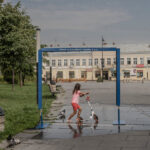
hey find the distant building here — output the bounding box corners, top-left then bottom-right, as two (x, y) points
(42, 49), (150, 81)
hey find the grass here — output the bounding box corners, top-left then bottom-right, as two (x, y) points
(0, 82), (55, 141)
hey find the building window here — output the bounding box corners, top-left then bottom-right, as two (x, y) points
(57, 71), (63, 78)
(94, 58), (98, 66)
(58, 59), (61, 67)
(76, 59), (80, 66)
(113, 58), (116, 64)
(137, 70), (143, 78)
(95, 71), (101, 78)
(89, 59), (92, 66)
(46, 71), (50, 79)
(52, 60), (56, 67)
(127, 58), (131, 65)
(107, 58), (111, 65)
(124, 71), (130, 78)
(45, 60), (49, 67)
(70, 59), (74, 66)
(140, 58), (144, 64)
(120, 58), (124, 65)
(82, 59), (86, 66)
(133, 58), (137, 65)
(81, 71), (87, 78)
(101, 58), (105, 67)
(147, 57), (150, 65)
(69, 71), (75, 78)
(64, 59), (68, 66)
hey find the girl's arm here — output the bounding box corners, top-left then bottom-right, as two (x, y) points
(79, 92), (89, 97)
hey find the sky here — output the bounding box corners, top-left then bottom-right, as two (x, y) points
(5, 0), (150, 46)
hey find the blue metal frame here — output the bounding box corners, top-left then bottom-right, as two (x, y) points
(37, 47), (122, 127)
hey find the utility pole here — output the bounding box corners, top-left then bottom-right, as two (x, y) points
(101, 36), (104, 82)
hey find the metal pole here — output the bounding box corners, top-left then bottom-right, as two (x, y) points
(101, 36), (104, 82)
(50, 66), (52, 84)
(116, 49), (121, 125)
(36, 27), (41, 104)
(36, 27), (44, 128)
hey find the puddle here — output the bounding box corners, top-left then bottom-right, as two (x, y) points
(33, 104), (150, 139)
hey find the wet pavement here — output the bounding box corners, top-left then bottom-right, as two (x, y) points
(33, 104), (150, 139)
(33, 81), (150, 139)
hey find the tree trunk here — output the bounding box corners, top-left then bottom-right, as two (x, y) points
(23, 74), (25, 86)
(20, 71), (23, 87)
(12, 69), (14, 91)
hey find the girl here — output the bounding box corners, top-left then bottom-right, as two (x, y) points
(68, 83), (89, 123)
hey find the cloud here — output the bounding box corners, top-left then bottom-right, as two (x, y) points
(28, 8), (131, 31)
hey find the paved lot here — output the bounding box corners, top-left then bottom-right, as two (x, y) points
(5, 81), (150, 150)
(61, 80), (150, 106)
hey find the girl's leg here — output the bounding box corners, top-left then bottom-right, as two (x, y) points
(68, 110), (77, 121)
(77, 107), (82, 118)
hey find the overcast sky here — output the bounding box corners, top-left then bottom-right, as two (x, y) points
(5, 0), (150, 46)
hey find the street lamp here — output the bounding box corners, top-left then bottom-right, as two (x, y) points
(101, 36), (105, 82)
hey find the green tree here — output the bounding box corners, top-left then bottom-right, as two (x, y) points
(0, 2), (36, 89)
(41, 44), (49, 69)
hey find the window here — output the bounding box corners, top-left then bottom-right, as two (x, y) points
(107, 58), (111, 65)
(95, 71), (101, 78)
(147, 57), (150, 65)
(46, 71), (50, 79)
(64, 59), (68, 66)
(127, 58), (131, 65)
(137, 70), (143, 78)
(46, 61), (49, 67)
(101, 58), (105, 67)
(133, 58), (137, 65)
(69, 71), (75, 78)
(94, 58), (98, 66)
(89, 59), (92, 66)
(120, 58), (124, 65)
(140, 58), (144, 64)
(82, 59), (86, 66)
(113, 58), (116, 64)
(52, 60), (56, 67)
(76, 59), (80, 66)
(58, 59), (61, 67)
(57, 71), (63, 78)
(124, 71), (130, 78)
(81, 71), (87, 78)
(70, 59), (74, 66)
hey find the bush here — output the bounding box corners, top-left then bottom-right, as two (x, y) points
(97, 76), (103, 82)
(3, 75), (18, 84)
(2, 70), (18, 84)
(0, 76), (4, 82)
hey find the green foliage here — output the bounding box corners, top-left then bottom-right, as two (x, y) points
(0, 2), (36, 86)
(97, 76), (103, 82)
(0, 83), (54, 140)
(0, 75), (4, 82)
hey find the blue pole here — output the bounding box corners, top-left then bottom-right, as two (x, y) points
(116, 49), (121, 125)
(38, 50), (43, 126)
(38, 50), (42, 109)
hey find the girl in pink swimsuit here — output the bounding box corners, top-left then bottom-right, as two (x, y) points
(68, 83), (89, 122)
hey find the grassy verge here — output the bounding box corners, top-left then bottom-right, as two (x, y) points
(0, 82), (54, 140)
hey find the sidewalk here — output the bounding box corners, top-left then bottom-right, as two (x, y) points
(8, 130), (150, 150)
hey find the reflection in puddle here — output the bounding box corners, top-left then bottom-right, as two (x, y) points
(67, 120), (98, 138)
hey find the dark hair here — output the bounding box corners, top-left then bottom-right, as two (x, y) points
(73, 83), (81, 94)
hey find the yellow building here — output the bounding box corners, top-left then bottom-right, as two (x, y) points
(42, 50), (150, 81)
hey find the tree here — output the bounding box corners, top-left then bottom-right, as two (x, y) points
(0, 2), (36, 89)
